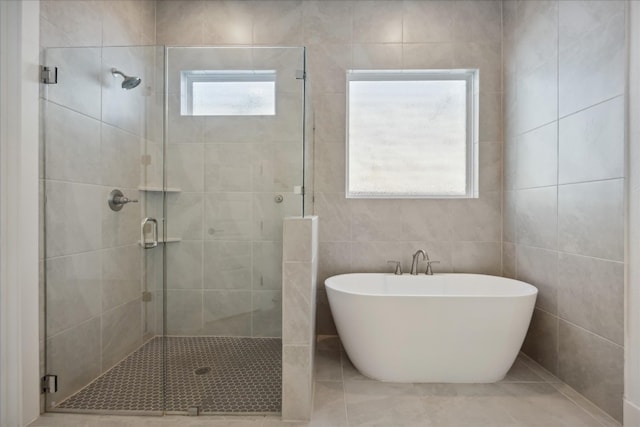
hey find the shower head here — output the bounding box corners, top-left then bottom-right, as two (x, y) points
(111, 68), (141, 90)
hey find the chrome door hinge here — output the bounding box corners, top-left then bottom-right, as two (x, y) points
(41, 374), (58, 394)
(41, 66), (58, 84)
(295, 69), (306, 80)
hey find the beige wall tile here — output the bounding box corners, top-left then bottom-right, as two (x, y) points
(516, 0), (558, 74)
(101, 299), (142, 371)
(352, 0), (402, 44)
(502, 242), (516, 279)
(102, 245), (141, 311)
(283, 262), (312, 345)
(315, 193), (350, 243)
(352, 43), (402, 69)
(452, 241), (501, 276)
(166, 290), (202, 335)
(558, 179), (624, 261)
(558, 253), (624, 345)
(516, 59), (557, 134)
(202, 290), (252, 336)
(156, 0), (204, 45)
(558, 320), (623, 422)
(283, 219), (312, 262)
(165, 241), (203, 290)
(204, 241), (252, 290)
(403, 1), (454, 43)
(166, 193), (204, 240)
(45, 181), (103, 258)
(449, 191), (501, 242)
(303, 0), (352, 45)
(44, 47), (102, 119)
(46, 252), (102, 337)
(402, 43), (454, 69)
(252, 0), (303, 46)
(252, 241), (284, 291)
(559, 96), (625, 184)
(282, 345), (313, 420)
(479, 142), (503, 192)
(203, 0), (253, 45)
(558, 6), (625, 117)
(516, 245), (558, 314)
(516, 186), (558, 250)
(102, 0), (143, 46)
(41, 0), (103, 47)
(44, 102), (101, 185)
(46, 317), (101, 403)
(522, 308), (558, 375)
(252, 290), (282, 337)
(515, 122), (558, 190)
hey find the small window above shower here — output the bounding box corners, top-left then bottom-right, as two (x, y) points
(180, 70), (276, 116)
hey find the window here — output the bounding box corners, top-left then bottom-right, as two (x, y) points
(181, 70), (276, 116)
(346, 69), (478, 198)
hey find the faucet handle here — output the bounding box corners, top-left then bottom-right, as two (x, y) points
(424, 260), (440, 275)
(387, 260), (403, 275)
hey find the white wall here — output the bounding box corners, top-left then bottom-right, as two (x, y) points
(0, 0), (41, 425)
(626, 2), (640, 425)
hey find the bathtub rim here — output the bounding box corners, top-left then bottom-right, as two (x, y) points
(324, 272), (538, 299)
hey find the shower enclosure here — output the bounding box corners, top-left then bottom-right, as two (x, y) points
(40, 45), (307, 415)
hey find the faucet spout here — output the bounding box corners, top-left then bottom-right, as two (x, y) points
(410, 250), (426, 275)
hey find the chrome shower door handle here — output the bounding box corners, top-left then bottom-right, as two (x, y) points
(141, 217), (158, 249)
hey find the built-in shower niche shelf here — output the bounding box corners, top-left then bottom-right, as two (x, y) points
(138, 237), (182, 246)
(137, 186), (181, 193)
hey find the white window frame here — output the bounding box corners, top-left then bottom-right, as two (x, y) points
(346, 69), (479, 199)
(180, 69), (277, 116)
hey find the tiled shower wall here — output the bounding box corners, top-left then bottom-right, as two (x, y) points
(502, 0), (626, 421)
(154, 0), (505, 335)
(40, 0), (159, 405)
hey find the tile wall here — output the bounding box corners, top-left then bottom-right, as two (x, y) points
(502, 0), (626, 421)
(154, 0), (506, 335)
(40, 0), (160, 406)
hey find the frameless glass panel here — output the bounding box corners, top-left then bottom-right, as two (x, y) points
(347, 70), (478, 198)
(164, 46), (306, 415)
(42, 45), (166, 414)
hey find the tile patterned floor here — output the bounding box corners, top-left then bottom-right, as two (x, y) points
(53, 336), (281, 415)
(33, 335), (621, 427)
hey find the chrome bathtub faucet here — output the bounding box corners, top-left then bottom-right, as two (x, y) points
(411, 249), (440, 275)
(410, 250), (426, 275)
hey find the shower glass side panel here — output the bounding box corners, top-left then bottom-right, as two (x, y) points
(164, 46), (306, 415)
(42, 45), (166, 414)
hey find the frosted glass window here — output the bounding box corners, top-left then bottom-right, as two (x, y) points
(347, 70), (478, 198)
(181, 70), (276, 116)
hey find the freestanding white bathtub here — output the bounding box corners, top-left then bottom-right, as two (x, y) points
(325, 273), (537, 383)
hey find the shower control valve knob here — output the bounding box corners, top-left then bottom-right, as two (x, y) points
(108, 189), (138, 211)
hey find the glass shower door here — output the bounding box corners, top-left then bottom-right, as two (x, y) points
(42, 45), (166, 414)
(163, 46), (306, 415)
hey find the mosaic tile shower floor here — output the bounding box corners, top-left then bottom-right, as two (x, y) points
(53, 336), (282, 415)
